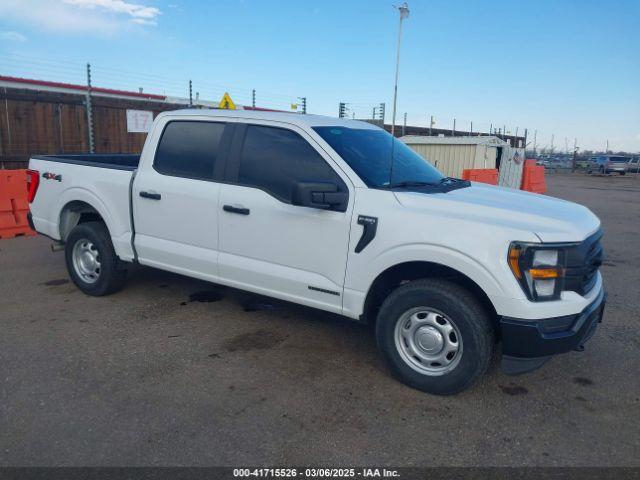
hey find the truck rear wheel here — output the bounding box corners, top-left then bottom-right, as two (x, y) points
(375, 279), (493, 395)
(65, 221), (127, 296)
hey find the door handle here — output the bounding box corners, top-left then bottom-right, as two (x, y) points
(223, 204), (250, 215)
(139, 191), (161, 200)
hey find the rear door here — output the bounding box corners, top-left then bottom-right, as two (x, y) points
(133, 118), (234, 281)
(217, 121), (354, 313)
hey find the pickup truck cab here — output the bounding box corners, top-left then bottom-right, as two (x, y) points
(27, 109), (606, 395)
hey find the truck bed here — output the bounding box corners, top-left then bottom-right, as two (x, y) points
(31, 154), (140, 171)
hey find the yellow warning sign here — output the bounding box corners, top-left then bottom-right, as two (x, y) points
(218, 92), (236, 110)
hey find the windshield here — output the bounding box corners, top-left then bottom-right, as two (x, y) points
(313, 126), (444, 188)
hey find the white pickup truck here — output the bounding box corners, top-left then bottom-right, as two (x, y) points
(27, 109), (606, 395)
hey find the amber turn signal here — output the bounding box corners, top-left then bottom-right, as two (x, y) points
(508, 245), (522, 279)
(529, 267), (563, 279)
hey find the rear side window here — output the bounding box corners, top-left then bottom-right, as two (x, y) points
(154, 121), (225, 180)
(238, 125), (345, 203)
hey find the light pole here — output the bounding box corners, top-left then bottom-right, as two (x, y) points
(391, 2), (409, 137)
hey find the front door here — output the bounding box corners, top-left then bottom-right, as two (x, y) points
(218, 122), (354, 313)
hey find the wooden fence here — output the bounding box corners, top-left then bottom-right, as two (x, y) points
(0, 87), (186, 169)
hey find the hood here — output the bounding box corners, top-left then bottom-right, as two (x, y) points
(395, 183), (600, 243)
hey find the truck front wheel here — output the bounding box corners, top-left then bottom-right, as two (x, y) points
(376, 279), (493, 395)
(65, 221), (127, 296)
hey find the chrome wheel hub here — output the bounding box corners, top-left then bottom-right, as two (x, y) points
(394, 307), (463, 376)
(72, 239), (101, 284)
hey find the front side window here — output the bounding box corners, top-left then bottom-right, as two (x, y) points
(154, 121), (225, 180)
(313, 126), (444, 188)
(238, 125), (345, 203)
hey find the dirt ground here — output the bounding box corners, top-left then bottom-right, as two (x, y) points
(1, 173), (639, 466)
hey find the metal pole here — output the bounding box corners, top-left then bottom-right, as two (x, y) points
(452, 118), (456, 136)
(470, 121), (473, 135)
(85, 63), (95, 154)
(429, 115), (433, 135)
(390, 3), (409, 137)
(252, 89), (256, 108)
(533, 130), (537, 157)
(189, 80), (193, 106)
(402, 112), (407, 136)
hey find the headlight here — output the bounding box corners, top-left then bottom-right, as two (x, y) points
(508, 243), (566, 301)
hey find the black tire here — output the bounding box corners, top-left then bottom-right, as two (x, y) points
(620, 171), (626, 176)
(375, 279), (493, 395)
(65, 221), (127, 296)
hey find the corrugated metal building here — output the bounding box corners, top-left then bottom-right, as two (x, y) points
(400, 135), (525, 189)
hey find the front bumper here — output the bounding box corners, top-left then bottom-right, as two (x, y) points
(500, 287), (606, 374)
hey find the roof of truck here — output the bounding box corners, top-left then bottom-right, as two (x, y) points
(160, 108), (379, 129)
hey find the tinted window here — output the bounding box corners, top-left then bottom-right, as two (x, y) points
(154, 121), (225, 179)
(313, 126), (444, 188)
(238, 125), (344, 202)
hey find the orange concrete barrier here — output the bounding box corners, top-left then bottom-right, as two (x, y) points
(0, 169), (36, 239)
(461, 168), (499, 185)
(521, 159), (547, 194)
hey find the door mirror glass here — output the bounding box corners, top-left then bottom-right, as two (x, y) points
(292, 182), (347, 211)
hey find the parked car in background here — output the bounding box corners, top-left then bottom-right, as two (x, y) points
(587, 155), (630, 175)
(626, 157), (640, 174)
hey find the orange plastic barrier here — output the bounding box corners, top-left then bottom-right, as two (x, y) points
(521, 159), (547, 194)
(461, 168), (499, 185)
(0, 169), (36, 239)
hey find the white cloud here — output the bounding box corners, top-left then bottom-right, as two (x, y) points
(63, 0), (161, 25)
(0, 31), (27, 42)
(0, 0), (161, 34)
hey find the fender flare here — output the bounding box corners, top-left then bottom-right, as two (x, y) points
(55, 187), (118, 242)
(360, 243), (509, 302)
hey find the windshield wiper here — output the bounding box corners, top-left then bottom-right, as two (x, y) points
(387, 181), (439, 189)
(439, 176), (464, 184)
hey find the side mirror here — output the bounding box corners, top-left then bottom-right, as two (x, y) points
(292, 182), (347, 212)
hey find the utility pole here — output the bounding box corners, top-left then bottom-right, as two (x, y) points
(252, 89), (256, 108)
(390, 2), (410, 137)
(470, 121), (473, 135)
(189, 80), (193, 106)
(489, 123), (493, 136)
(572, 138), (578, 173)
(550, 134), (555, 153)
(402, 112), (407, 136)
(605, 139), (609, 153)
(565, 137), (569, 154)
(533, 130), (537, 157)
(85, 63), (95, 154)
(515, 127), (519, 147)
(338, 102), (346, 118)
(429, 115), (434, 135)
(452, 118), (456, 136)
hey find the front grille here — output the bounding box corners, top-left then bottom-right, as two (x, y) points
(563, 229), (603, 296)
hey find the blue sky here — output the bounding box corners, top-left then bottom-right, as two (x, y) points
(0, 0), (638, 152)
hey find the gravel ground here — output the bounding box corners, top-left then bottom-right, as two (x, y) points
(1, 173), (638, 467)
